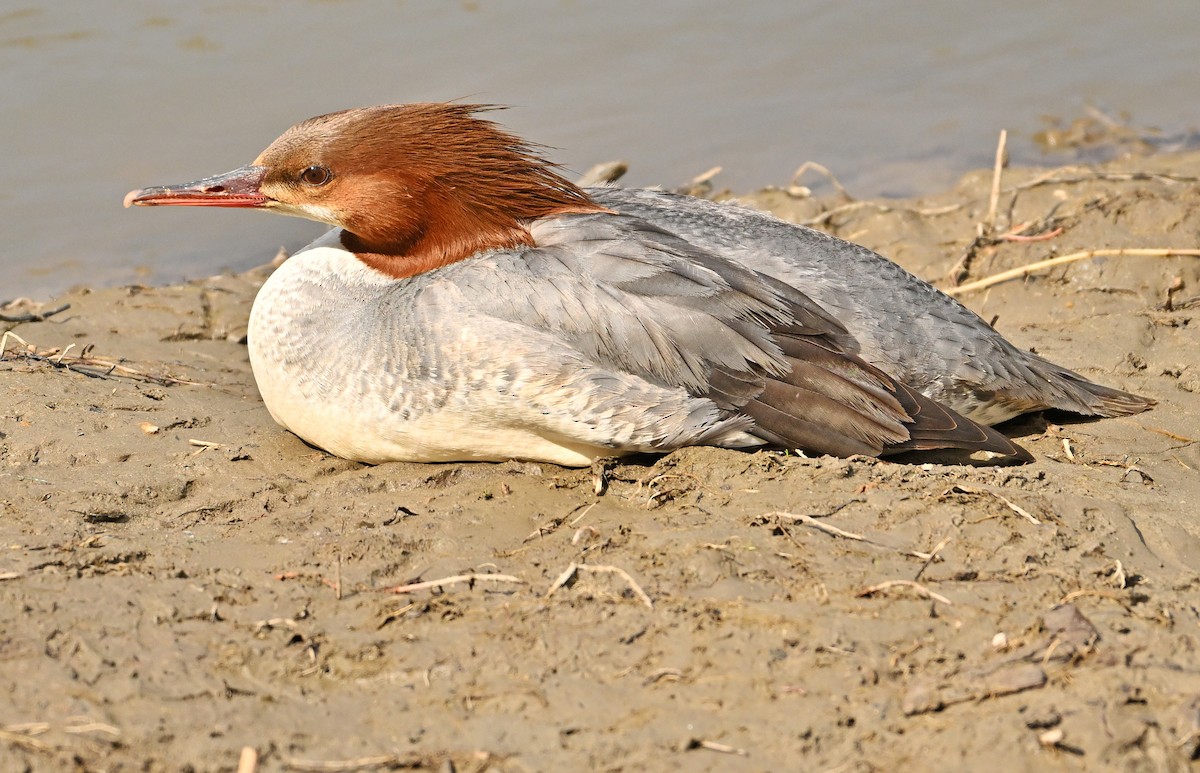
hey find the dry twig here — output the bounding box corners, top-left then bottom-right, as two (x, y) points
(334, 551), (343, 601)
(798, 200), (886, 228)
(1, 331), (206, 386)
(913, 530), (956, 582)
(947, 248), (1200, 296)
(546, 562), (653, 608)
(767, 510), (933, 560)
(0, 729), (51, 753)
(284, 754), (424, 771)
(1059, 588), (1130, 608)
(791, 161), (853, 200)
(381, 573), (522, 595)
(685, 738), (749, 756)
(915, 167), (1200, 220)
(63, 720), (120, 737)
(857, 579), (954, 605)
(948, 485), (1040, 525)
(0, 303), (70, 323)
(237, 747), (259, 773)
(999, 225), (1065, 243)
(575, 160), (628, 186)
(984, 129), (1008, 233)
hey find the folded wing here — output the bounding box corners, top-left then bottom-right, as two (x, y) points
(451, 211), (1030, 461)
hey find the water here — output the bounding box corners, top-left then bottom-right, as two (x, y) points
(3, 0), (1197, 299)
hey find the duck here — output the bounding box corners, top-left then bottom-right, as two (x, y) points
(124, 103), (1153, 466)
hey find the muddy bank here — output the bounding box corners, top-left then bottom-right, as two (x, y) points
(2, 150), (1199, 771)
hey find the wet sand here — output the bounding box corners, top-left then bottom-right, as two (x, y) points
(2, 150), (1199, 770)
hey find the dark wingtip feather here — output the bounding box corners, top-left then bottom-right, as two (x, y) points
(733, 341), (1032, 463)
(744, 335), (1033, 463)
(883, 379), (1033, 462)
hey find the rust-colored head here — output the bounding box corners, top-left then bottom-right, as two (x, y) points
(126, 103), (606, 277)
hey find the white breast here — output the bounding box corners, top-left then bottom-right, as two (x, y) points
(245, 231), (625, 466)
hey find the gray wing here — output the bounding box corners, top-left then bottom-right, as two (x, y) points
(436, 211), (1029, 459)
(588, 186), (1152, 423)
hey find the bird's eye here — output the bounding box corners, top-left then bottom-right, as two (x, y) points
(299, 165), (332, 186)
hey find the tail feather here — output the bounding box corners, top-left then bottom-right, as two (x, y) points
(978, 355), (1157, 422)
(1053, 369), (1156, 417)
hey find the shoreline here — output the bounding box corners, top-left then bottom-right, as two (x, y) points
(2, 150), (1198, 769)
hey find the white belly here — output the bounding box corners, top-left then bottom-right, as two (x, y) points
(254, 382), (608, 466)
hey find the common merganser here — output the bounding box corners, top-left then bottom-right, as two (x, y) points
(124, 103), (1153, 465)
